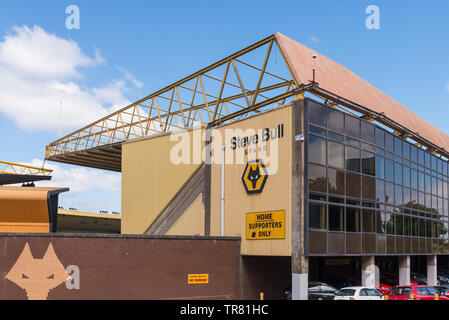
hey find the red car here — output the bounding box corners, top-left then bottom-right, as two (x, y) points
(387, 285), (449, 300)
(376, 283), (392, 295)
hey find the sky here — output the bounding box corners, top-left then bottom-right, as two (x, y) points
(0, 0), (448, 213)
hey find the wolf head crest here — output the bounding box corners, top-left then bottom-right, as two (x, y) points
(6, 242), (69, 300)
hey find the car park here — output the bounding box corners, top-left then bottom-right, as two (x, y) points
(387, 285), (448, 300)
(334, 287), (384, 300)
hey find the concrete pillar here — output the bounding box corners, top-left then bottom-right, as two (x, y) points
(361, 256), (376, 288)
(292, 256), (309, 300)
(291, 98), (307, 300)
(427, 255), (437, 286)
(399, 256), (410, 286)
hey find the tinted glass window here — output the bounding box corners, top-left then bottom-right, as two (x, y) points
(329, 205), (344, 232)
(345, 115), (360, 139)
(346, 147), (360, 173)
(362, 210), (375, 233)
(309, 102), (327, 127)
(328, 168), (345, 196)
(362, 151), (376, 176)
(346, 207), (360, 232)
(385, 133), (394, 153)
(361, 122), (375, 143)
(385, 159), (394, 183)
(328, 141), (345, 169)
(309, 135), (326, 165)
(309, 164), (327, 193)
(328, 108), (344, 133)
(375, 128), (385, 148)
(346, 172), (361, 198)
(376, 156), (385, 179)
(309, 203), (326, 230)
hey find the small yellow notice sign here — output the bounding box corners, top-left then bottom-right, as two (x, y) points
(246, 210), (285, 240)
(188, 274), (209, 284)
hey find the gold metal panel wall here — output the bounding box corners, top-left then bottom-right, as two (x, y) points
(121, 129), (205, 234)
(0, 187), (51, 233)
(210, 106), (292, 256)
(166, 193), (205, 236)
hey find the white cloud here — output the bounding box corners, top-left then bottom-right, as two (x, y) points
(0, 25), (142, 133)
(23, 159), (121, 195)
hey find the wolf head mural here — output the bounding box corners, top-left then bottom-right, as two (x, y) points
(6, 243), (69, 300)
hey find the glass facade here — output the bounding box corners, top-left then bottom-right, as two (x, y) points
(305, 98), (449, 256)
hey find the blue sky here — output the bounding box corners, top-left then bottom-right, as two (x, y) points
(0, 0), (448, 213)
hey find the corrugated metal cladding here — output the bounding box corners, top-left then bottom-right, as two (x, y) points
(0, 235), (241, 300)
(210, 106), (292, 256)
(121, 129), (205, 234)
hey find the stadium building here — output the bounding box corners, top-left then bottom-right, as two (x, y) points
(35, 32), (449, 299)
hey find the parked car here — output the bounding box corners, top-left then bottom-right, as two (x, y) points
(387, 285), (448, 300)
(381, 273), (418, 287)
(434, 285), (449, 298)
(282, 281), (338, 300)
(376, 283), (392, 295)
(324, 277), (360, 290)
(438, 272), (449, 285)
(410, 272), (429, 285)
(334, 287), (384, 300)
(308, 281), (338, 300)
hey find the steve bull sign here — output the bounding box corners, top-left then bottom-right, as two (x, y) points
(246, 210), (285, 240)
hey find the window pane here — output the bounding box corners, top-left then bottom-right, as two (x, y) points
(386, 182), (394, 204)
(385, 133), (394, 153)
(395, 163), (403, 184)
(385, 159), (394, 183)
(395, 185), (403, 206)
(395, 215), (403, 236)
(346, 147), (360, 173)
(418, 149), (425, 165)
(346, 207), (360, 232)
(403, 166), (411, 187)
(309, 164), (327, 193)
(309, 134), (326, 165)
(362, 151), (376, 176)
(328, 168), (345, 196)
(394, 137), (402, 156)
(375, 156), (385, 179)
(362, 176), (376, 200)
(309, 101), (327, 127)
(376, 180), (385, 203)
(385, 212), (394, 234)
(309, 203), (326, 230)
(346, 172), (361, 198)
(403, 141), (410, 159)
(375, 128), (385, 148)
(411, 169), (418, 190)
(328, 141), (345, 169)
(345, 115), (360, 139)
(362, 210), (375, 233)
(361, 121), (375, 143)
(411, 146), (418, 163)
(329, 205), (344, 232)
(404, 216), (411, 236)
(328, 108), (344, 133)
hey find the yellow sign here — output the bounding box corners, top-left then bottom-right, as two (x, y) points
(241, 160), (268, 194)
(246, 210), (285, 240)
(188, 274), (209, 284)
